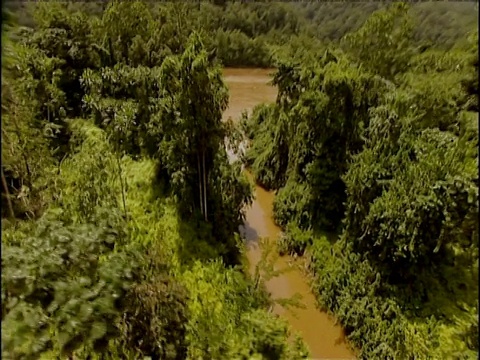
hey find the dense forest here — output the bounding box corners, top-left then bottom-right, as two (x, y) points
(3, 1), (479, 66)
(243, 2), (479, 359)
(1, 1), (478, 359)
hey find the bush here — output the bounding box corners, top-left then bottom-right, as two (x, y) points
(119, 274), (189, 360)
(1, 219), (136, 358)
(277, 222), (314, 257)
(181, 260), (307, 359)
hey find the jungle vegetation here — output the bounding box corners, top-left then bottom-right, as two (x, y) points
(1, 2), (308, 359)
(243, 3), (479, 359)
(3, 1), (479, 67)
(1, 1), (478, 359)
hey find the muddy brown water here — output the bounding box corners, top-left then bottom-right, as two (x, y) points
(223, 68), (356, 360)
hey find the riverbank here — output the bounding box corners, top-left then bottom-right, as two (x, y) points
(223, 67), (356, 359)
(242, 172), (356, 359)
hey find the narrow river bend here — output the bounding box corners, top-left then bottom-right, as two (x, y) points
(223, 68), (356, 360)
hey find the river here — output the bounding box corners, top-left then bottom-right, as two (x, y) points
(223, 68), (356, 360)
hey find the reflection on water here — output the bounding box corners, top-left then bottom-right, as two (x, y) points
(223, 68), (356, 359)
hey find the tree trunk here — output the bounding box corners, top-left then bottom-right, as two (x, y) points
(203, 149), (207, 222)
(108, 38), (115, 67)
(198, 152), (203, 216)
(1, 167), (15, 219)
(11, 112), (32, 187)
(116, 152), (128, 221)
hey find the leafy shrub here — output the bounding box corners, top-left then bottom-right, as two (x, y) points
(246, 53), (386, 230)
(274, 182), (312, 232)
(214, 29), (272, 67)
(119, 274), (189, 360)
(245, 108), (290, 190)
(229, 310), (310, 359)
(344, 116), (478, 282)
(277, 222), (314, 256)
(241, 103), (276, 141)
(308, 234), (478, 359)
(1, 219), (136, 358)
(342, 3), (415, 80)
(181, 260), (307, 359)
(56, 119), (123, 224)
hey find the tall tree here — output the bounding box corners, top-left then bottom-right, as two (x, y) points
(166, 33), (229, 220)
(342, 2), (414, 80)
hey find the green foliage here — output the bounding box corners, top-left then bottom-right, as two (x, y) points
(343, 106), (478, 281)
(181, 260), (308, 359)
(270, 34), (326, 67)
(214, 29), (272, 67)
(399, 72), (464, 131)
(274, 182), (313, 230)
(241, 3), (478, 359)
(81, 63), (164, 156)
(80, 25), (253, 260)
(228, 310), (309, 360)
(26, 3), (99, 120)
(3, 1), (477, 359)
(119, 274), (189, 360)
(1, 34), (58, 219)
(459, 32), (479, 112)
(290, 229), (478, 359)
(411, 2), (478, 49)
(309, 239), (411, 359)
(163, 33), (229, 219)
(294, 2), (477, 49)
(1, 219), (135, 358)
(342, 3), (415, 80)
(1, 120), (288, 359)
(56, 119), (122, 224)
(245, 105), (289, 190)
(115, 155), (306, 360)
(209, 154), (253, 263)
(241, 103), (276, 142)
(277, 223), (314, 257)
(294, 3), (385, 43)
(5, 1), (478, 69)
(246, 51), (387, 230)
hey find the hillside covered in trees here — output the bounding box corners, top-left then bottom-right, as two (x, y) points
(2, 1), (478, 359)
(243, 2), (478, 359)
(1, 2), (309, 359)
(3, 1), (479, 66)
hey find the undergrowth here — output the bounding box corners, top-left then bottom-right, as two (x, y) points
(2, 120), (309, 359)
(119, 134), (311, 359)
(279, 225), (478, 359)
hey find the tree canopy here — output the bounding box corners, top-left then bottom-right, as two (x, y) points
(242, 3), (478, 359)
(2, 1), (478, 359)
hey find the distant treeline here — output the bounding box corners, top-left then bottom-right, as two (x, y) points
(4, 1), (478, 67)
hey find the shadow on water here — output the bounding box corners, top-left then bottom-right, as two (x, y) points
(239, 220), (260, 248)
